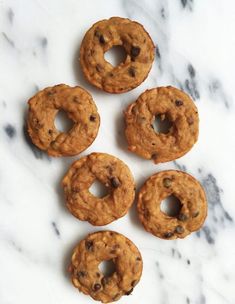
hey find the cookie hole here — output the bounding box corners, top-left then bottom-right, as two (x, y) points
(55, 110), (73, 132)
(99, 260), (116, 277)
(104, 45), (126, 67)
(89, 180), (109, 198)
(161, 195), (182, 217)
(152, 114), (172, 134)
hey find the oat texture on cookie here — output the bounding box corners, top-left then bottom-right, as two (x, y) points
(80, 17), (155, 93)
(124, 86), (199, 163)
(69, 231), (143, 303)
(27, 84), (100, 157)
(137, 170), (207, 239)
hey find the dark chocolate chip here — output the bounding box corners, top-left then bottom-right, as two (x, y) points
(93, 283), (101, 291)
(101, 277), (108, 286)
(90, 115), (96, 121)
(99, 35), (105, 44)
(94, 30), (100, 37)
(109, 232), (113, 236)
(163, 178), (172, 188)
(128, 66), (136, 77)
(77, 271), (86, 278)
(152, 142), (156, 146)
(175, 100), (183, 106)
(164, 232), (174, 238)
(192, 211), (199, 218)
(109, 72), (114, 77)
(131, 280), (138, 287)
(152, 153), (158, 160)
(136, 257), (141, 261)
(96, 64), (102, 72)
(175, 225), (184, 234)
(85, 240), (93, 251)
(73, 96), (79, 102)
(110, 177), (120, 188)
(48, 129), (53, 135)
(131, 46), (140, 58)
(125, 288), (133, 295)
(187, 117), (194, 125)
(178, 214), (188, 221)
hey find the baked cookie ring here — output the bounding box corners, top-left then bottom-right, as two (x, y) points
(124, 86), (199, 164)
(80, 17), (155, 93)
(137, 170), (207, 239)
(27, 84), (100, 157)
(62, 153), (135, 226)
(69, 231), (143, 303)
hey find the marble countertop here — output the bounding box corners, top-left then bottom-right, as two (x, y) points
(1, 0), (235, 303)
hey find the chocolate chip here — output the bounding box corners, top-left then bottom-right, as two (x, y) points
(101, 277), (108, 286)
(192, 211), (199, 218)
(151, 124), (154, 129)
(136, 257), (141, 261)
(175, 100), (183, 106)
(48, 129), (53, 135)
(187, 117), (194, 125)
(178, 214), (188, 221)
(175, 225), (184, 234)
(93, 283), (101, 291)
(90, 115), (96, 121)
(85, 240), (93, 251)
(163, 178), (172, 188)
(131, 280), (138, 287)
(99, 35), (105, 44)
(94, 30), (100, 37)
(73, 96), (79, 102)
(152, 153), (158, 160)
(128, 66), (136, 77)
(109, 72), (114, 77)
(110, 177), (120, 188)
(96, 64), (102, 72)
(96, 272), (101, 278)
(164, 232), (173, 238)
(131, 46), (140, 58)
(152, 142), (156, 146)
(125, 288), (133, 296)
(77, 271), (86, 278)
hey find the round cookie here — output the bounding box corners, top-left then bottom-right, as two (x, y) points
(69, 231), (143, 303)
(62, 153), (135, 226)
(137, 170), (207, 239)
(80, 17), (155, 93)
(27, 84), (100, 157)
(124, 86), (199, 164)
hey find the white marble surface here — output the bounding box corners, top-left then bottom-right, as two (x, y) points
(1, 0), (235, 303)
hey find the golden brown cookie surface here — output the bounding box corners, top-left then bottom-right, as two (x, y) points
(124, 86), (199, 163)
(137, 170), (207, 239)
(69, 231), (143, 303)
(62, 153), (135, 226)
(27, 84), (100, 157)
(80, 17), (155, 93)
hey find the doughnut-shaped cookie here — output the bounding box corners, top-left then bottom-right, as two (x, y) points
(80, 17), (155, 93)
(137, 170), (207, 239)
(69, 231), (143, 303)
(62, 153), (135, 226)
(124, 86), (199, 163)
(27, 84), (100, 157)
